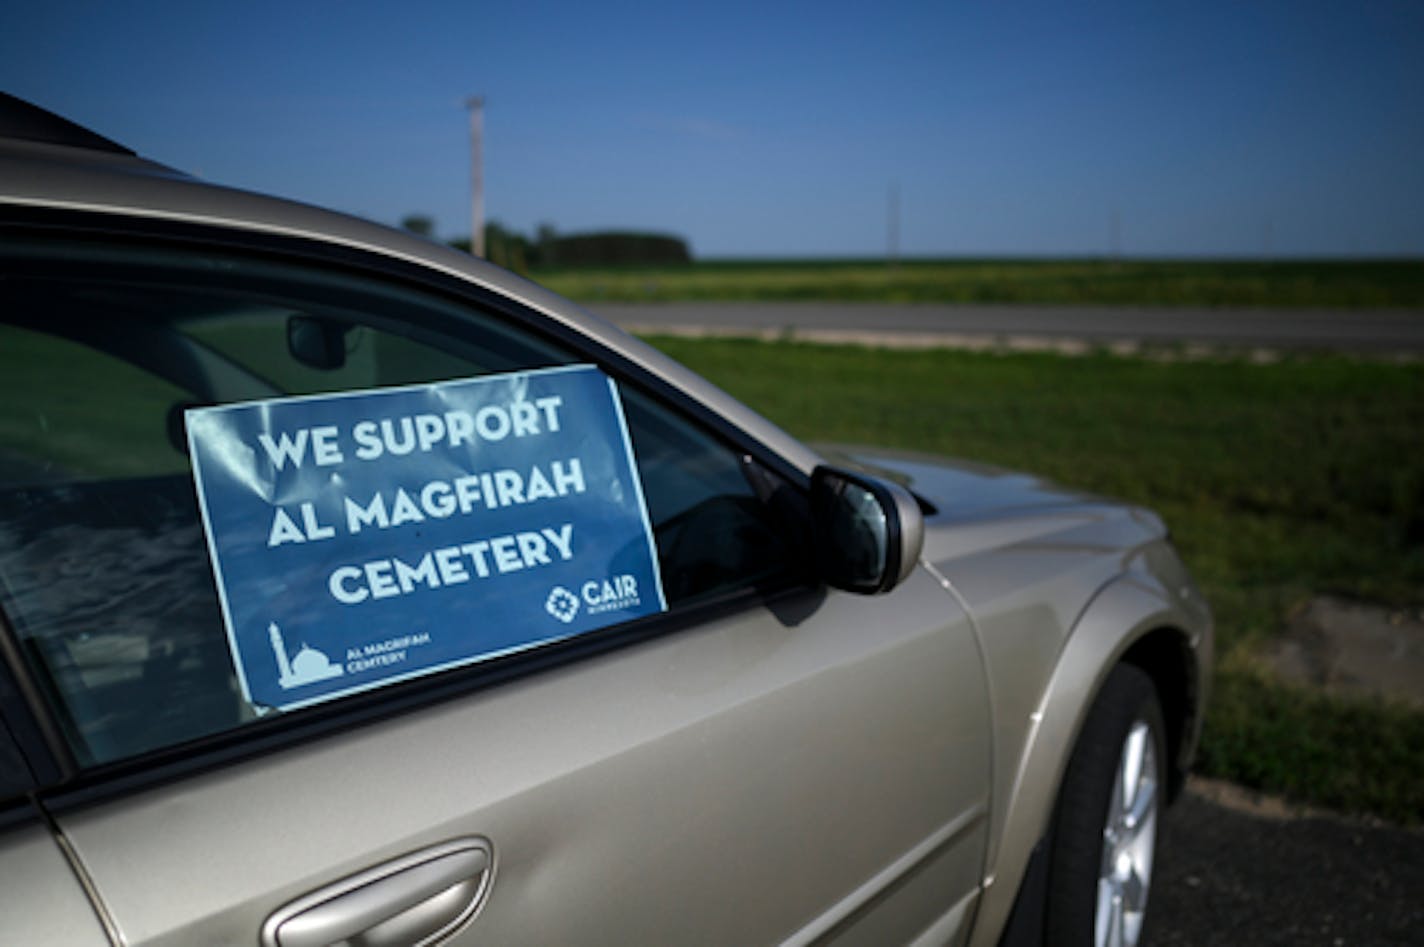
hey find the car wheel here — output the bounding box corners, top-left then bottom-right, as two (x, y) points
(1045, 662), (1166, 947)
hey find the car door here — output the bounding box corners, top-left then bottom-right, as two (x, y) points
(0, 230), (992, 944)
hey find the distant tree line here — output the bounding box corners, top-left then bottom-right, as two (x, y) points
(402, 215), (691, 272)
(542, 231), (692, 267)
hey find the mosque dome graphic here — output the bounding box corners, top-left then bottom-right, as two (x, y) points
(269, 622), (343, 689)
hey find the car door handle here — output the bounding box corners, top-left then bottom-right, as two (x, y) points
(262, 837), (494, 947)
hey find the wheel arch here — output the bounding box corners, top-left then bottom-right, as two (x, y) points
(972, 571), (1208, 947)
(1117, 624), (1203, 803)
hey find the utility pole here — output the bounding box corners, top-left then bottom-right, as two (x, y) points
(465, 96), (485, 257)
(887, 180), (900, 268)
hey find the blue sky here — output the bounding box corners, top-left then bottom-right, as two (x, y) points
(3, 1), (1422, 257)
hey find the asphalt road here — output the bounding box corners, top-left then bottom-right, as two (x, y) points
(1153, 783), (1423, 945)
(593, 303), (1424, 353)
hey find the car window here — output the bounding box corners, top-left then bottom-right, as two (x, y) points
(618, 388), (795, 602)
(0, 237), (800, 766)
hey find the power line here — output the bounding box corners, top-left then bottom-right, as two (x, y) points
(465, 96), (485, 258)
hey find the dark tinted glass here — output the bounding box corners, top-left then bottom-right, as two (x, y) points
(0, 237), (796, 765)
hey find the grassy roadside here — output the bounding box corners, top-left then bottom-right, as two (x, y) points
(534, 259), (1424, 308)
(644, 336), (1424, 823)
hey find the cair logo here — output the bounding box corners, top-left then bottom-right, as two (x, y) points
(545, 586), (581, 624)
(579, 574), (641, 616)
(545, 575), (642, 622)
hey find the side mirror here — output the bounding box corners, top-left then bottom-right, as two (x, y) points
(810, 465), (925, 595)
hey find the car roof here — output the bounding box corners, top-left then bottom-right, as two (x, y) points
(0, 97), (821, 477)
(0, 92), (134, 155)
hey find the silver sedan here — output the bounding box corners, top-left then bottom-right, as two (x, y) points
(0, 93), (1210, 947)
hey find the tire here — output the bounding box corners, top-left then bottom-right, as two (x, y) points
(1045, 663), (1167, 947)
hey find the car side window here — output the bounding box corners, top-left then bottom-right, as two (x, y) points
(0, 238), (802, 767)
(0, 323), (241, 763)
(619, 388), (797, 603)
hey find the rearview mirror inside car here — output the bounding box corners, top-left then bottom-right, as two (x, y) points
(287, 315), (351, 370)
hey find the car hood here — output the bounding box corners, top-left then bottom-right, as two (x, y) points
(814, 443), (1168, 568)
(814, 444), (1118, 519)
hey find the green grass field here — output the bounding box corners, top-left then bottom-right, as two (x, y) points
(535, 258), (1424, 308)
(644, 335), (1424, 823)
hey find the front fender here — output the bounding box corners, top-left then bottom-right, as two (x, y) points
(968, 568), (1208, 946)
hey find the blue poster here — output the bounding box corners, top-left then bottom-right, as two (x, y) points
(186, 365), (667, 712)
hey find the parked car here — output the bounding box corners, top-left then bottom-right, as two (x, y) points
(0, 93), (1211, 946)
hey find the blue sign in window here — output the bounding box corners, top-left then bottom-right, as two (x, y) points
(186, 365), (667, 712)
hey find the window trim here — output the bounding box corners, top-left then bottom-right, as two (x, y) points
(0, 610), (72, 793)
(0, 209), (820, 805)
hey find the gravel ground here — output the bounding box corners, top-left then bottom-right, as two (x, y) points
(1152, 780), (1424, 945)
